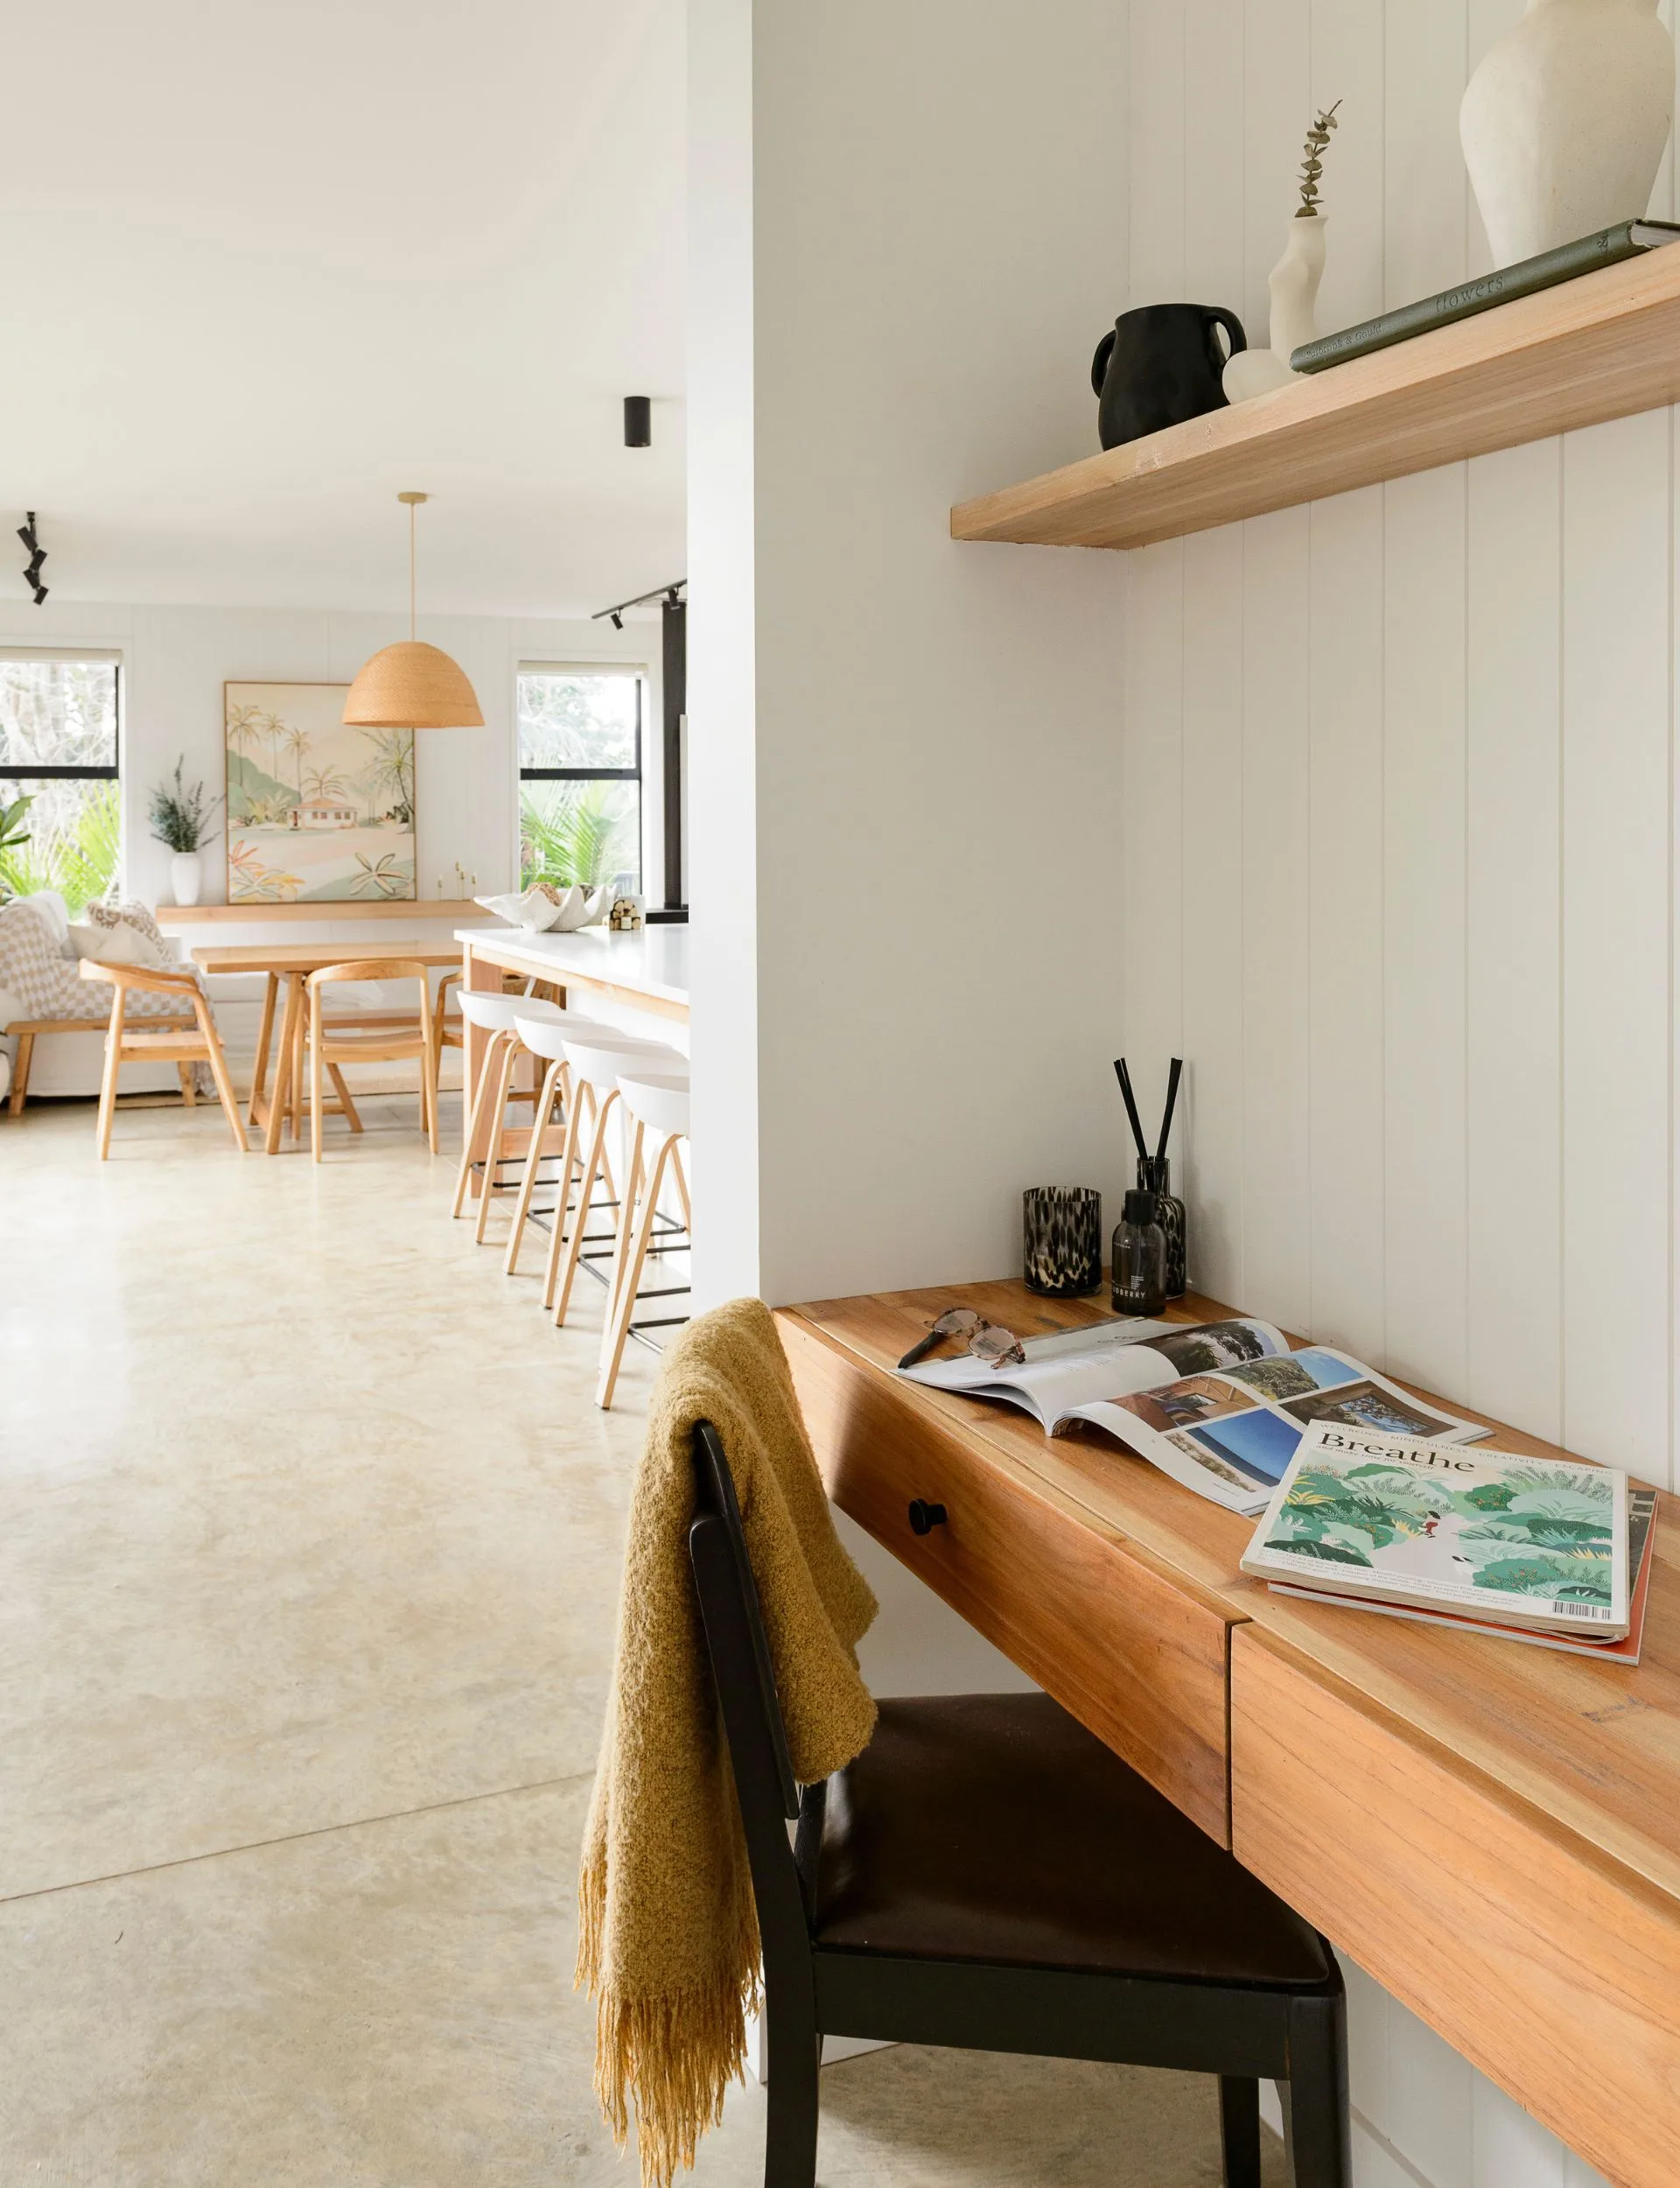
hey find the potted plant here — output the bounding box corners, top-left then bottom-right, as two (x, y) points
(0, 789), (34, 901)
(149, 759), (220, 908)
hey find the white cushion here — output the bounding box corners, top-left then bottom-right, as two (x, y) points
(68, 917), (174, 971)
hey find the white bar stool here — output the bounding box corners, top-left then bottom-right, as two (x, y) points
(549, 1033), (687, 1325)
(500, 1008), (620, 1274)
(451, 992), (585, 1240)
(597, 1069), (691, 1408)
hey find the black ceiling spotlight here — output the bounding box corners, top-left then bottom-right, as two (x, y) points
(18, 511), (46, 604)
(623, 395), (652, 448)
(591, 579), (686, 628)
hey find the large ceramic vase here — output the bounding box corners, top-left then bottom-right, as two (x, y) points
(1461, 0), (1674, 269)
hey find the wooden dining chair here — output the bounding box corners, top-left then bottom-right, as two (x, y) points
(688, 1421), (1351, 2188)
(430, 969), (463, 1098)
(78, 959), (246, 1160)
(303, 958), (438, 1162)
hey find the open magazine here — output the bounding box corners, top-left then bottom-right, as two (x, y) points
(899, 1316), (1488, 1515)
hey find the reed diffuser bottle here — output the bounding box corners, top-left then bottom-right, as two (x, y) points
(1114, 1055), (1189, 1300)
(1137, 1154), (1186, 1299)
(1112, 1189), (1167, 1316)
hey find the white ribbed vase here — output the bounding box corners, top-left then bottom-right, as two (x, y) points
(1461, 0), (1674, 269)
(170, 851), (203, 907)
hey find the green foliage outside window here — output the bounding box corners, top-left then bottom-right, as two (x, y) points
(0, 779), (121, 913)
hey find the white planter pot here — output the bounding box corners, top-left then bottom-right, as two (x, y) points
(1461, 0), (1674, 270)
(170, 851), (203, 907)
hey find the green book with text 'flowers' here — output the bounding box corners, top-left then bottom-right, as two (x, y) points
(1241, 1423), (1629, 1639)
(1290, 221), (1680, 374)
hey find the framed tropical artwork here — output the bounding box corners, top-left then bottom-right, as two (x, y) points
(224, 682), (416, 903)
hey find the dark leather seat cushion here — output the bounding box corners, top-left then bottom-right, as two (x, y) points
(812, 1693), (1330, 1987)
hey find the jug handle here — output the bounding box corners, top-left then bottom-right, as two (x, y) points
(1203, 305), (1246, 362)
(1091, 329), (1116, 399)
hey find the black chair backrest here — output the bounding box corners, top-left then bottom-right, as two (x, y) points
(688, 1422), (816, 1974)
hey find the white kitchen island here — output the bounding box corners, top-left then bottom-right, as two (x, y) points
(453, 921), (690, 1178)
(454, 921), (690, 1023)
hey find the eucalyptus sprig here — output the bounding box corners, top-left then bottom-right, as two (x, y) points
(149, 758), (221, 854)
(1297, 100), (1341, 216)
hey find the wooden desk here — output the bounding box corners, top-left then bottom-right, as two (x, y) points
(192, 941), (461, 1154)
(778, 1279), (1680, 2188)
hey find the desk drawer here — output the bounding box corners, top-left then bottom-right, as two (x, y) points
(1232, 1629), (1680, 2188)
(780, 1314), (1233, 1843)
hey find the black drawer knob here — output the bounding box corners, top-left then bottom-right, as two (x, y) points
(907, 1498), (948, 1536)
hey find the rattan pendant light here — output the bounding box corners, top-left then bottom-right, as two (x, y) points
(342, 492), (484, 729)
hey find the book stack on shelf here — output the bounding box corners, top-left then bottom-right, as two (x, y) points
(1291, 219), (1680, 374)
(1242, 1424), (1657, 1666)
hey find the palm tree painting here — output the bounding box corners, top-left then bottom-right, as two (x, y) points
(354, 727), (416, 827)
(224, 681), (415, 902)
(279, 719), (311, 806)
(349, 852), (410, 898)
(302, 764), (352, 804)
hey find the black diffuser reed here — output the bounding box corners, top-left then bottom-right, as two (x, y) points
(1113, 1055), (1187, 1299)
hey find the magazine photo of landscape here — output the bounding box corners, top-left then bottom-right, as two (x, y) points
(1146, 1322), (1273, 1375)
(224, 681), (416, 903)
(1101, 1341), (1476, 1498)
(1221, 1349), (1361, 1402)
(1281, 1381), (1460, 1440)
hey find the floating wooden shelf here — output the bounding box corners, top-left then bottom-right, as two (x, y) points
(153, 899), (480, 927)
(950, 247), (1680, 551)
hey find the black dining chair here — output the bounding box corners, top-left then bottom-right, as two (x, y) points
(687, 1420), (1351, 2188)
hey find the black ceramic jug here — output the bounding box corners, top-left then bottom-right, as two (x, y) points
(1091, 303), (1247, 450)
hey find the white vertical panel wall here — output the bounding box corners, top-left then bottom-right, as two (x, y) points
(1121, 1), (1672, 2182)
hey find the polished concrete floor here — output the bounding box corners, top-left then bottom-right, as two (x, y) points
(1, 1093), (1284, 2184)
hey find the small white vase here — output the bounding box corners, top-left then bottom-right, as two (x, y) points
(1223, 214), (1326, 403)
(1461, 0), (1674, 270)
(170, 851), (203, 907)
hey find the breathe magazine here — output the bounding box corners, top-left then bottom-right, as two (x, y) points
(899, 1317), (1486, 1515)
(1241, 1424), (1630, 1638)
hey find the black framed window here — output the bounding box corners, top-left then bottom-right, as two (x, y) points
(0, 652), (122, 913)
(517, 664), (644, 891)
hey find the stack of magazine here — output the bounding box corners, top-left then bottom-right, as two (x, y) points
(1241, 1422), (1656, 1665)
(898, 1312), (1655, 1661)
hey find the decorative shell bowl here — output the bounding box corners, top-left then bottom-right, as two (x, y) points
(474, 884), (613, 934)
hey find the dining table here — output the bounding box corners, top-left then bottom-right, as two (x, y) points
(191, 939), (462, 1154)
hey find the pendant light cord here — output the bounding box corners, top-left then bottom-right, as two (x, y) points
(410, 499), (417, 642)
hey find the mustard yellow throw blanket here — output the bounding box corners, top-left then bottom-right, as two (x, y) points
(577, 1297), (878, 2187)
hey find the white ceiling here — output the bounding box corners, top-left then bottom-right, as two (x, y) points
(1, 0), (685, 619)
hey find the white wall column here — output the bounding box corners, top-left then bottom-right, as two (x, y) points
(689, 0), (1134, 1312)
